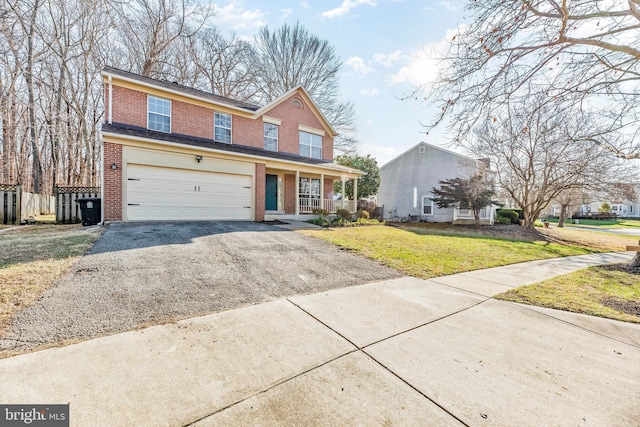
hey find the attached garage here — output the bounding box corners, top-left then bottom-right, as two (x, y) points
(126, 164), (252, 221)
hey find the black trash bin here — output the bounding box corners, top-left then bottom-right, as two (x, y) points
(76, 197), (101, 226)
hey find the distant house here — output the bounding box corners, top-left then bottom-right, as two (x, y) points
(377, 142), (494, 224)
(543, 184), (640, 219)
(100, 67), (363, 222)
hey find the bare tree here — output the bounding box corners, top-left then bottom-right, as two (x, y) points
(471, 95), (626, 228)
(183, 28), (261, 101)
(425, 0), (640, 160)
(109, 0), (213, 78)
(254, 22), (358, 155)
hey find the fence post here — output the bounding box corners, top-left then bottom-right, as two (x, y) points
(15, 184), (22, 224)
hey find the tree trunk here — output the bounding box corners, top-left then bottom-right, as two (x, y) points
(557, 204), (568, 228)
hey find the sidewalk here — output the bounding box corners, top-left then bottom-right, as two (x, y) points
(0, 252), (638, 426)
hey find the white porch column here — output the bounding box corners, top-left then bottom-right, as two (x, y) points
(352, 176), (358, 212)
(295, 170), (300, 215)
(320, 173), (324, 211)
(341, 177), (346, 209)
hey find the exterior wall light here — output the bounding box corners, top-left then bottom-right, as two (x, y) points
(111, 163), (118, 170)
(195, 155), (203, 163)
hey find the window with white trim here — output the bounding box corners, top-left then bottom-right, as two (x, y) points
(148, 96), (171, 133)
(214, 112), (232, 143)
(264, 123), (278, 152)
(299, 131), (322, 159)
(299, 177), (321, 199)
(422, 196), (433, 215)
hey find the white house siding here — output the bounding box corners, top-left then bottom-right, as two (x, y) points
(378, 143), (480, 222)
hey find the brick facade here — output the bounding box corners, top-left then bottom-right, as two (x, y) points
(284, 174), (296, 214)
(103, 142), (122, 221)
(254, 163), (266, 221)
(324, 177), (334, 200)
(109, 85), (333, 160)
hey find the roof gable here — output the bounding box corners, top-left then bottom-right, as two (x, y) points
(381, 142), (480, 170)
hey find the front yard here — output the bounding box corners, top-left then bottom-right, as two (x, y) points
(301, 223), (639, 322)
(0, 225), (102, 335)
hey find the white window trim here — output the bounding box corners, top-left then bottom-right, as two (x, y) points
(299, 131), (322, 159)
(298, 124), (325, 136)
(262, 115), (282, 126)
(422, 196), (434, 216)
(147, 95), (171, 133)
(264, 123), (278, 152)
(214, 111), (232, 144)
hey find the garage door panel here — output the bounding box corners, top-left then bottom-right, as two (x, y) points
(126, 164), (252, 221)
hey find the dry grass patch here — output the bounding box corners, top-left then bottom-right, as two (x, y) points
(496, 264), (640, 323)
(0, 225), (102, 335)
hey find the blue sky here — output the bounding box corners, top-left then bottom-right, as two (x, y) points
(207, 0), (466, 165)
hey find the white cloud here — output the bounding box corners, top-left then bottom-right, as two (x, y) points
(388, 27), (459, 86)
(213, 1), (267, 31)
(320, 0), (376, 19)
(373, 50), (403, 67)
(280, 8), (293, 19)
(358, 142), (402, 166)
(361, 87), (379, 96)
(438, 1), (457, 11)
(300, 1), (310, 8)
(346, 56), (374, 74)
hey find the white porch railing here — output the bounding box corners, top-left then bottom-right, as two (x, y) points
(299, 198), (356, 214)
(453, 207), (493, 221)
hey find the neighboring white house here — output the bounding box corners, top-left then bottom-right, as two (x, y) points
(377, 142), (495, 224)
(542, 184), (640, 219)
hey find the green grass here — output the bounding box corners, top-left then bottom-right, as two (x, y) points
(0, 225), (102, 336)
(301, 225), (597, 279)
(545, 218), (640, 228)
(496, 266), (640, 323)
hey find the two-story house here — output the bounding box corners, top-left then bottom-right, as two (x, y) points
(101, 67), (363, 222)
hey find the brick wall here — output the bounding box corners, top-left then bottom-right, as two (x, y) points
(110, 85), (334, 160)
(103, 142), (123, 221)
(111, 86), (146, 128)
(324, 177), (333, 199)
(173, 100), (213, 139)
(254, 163), (266, 221)
(284, 174), (296, 214)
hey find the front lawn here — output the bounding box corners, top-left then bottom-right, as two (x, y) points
(0, 225), (102, 335)
(300, 224), (600, 279)
(496, 265), (640, 323)
(545, 218), (640, 229)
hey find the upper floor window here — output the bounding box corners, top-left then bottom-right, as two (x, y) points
(214, 112), (232, 143)
(148, 96), (171, 133)
(264, 123), (278, 152)
(299, 131), (322, 159)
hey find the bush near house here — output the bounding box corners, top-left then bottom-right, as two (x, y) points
(497, 209), (520, 224)
(496, 215), (511, 225)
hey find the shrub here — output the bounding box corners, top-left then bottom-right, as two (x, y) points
(335, 208), (352, 221)
(497, 209), (519, 224)
(307, 218), (328, 227)
(496, 215), (511, 225)
(533, 219), (545, 227)
(356, 210), (370, 219)
(312, 208), (330, 220)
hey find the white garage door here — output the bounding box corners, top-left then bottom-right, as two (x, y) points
(126, 164), (252, 221)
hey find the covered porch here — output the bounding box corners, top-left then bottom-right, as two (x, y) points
(262, 162), (363, 221)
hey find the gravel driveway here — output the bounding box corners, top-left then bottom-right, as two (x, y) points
(1, 222), (400, 354)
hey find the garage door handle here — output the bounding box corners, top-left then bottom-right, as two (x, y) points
(128, 178), (140, 181)
(243, 206), (251, 209)
(243, 186), (251, 189)
(128, 204), (140, 206)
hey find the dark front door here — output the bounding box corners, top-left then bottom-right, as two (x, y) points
(265, 174), (278, 211)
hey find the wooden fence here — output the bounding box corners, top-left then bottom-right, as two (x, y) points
(0, 184), (19, 225)
(55, 186), (101, 224)
(0, 184), (56, 225)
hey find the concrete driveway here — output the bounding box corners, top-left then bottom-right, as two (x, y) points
(0, 222), (400, 354)
(0, 251), (638, 426)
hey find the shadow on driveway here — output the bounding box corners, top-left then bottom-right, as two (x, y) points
(1, 222), (401, 355)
